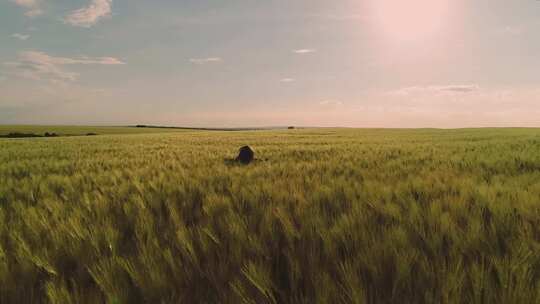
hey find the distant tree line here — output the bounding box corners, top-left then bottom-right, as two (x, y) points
(0, 132), (98, 138)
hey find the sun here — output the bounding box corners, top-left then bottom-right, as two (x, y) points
(369, 0), (450, 42)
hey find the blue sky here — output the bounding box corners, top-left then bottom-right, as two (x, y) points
(1, 0), (539, 127)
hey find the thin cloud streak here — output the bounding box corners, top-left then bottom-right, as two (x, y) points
(12, 33), (30, 40)
(293, 49), (316, 54)
(390, 84), (480, 96)
(189, 57), (222, 64)
(320, 100), (343, 106)
(307, 13), (368, 22)
(4, 51), (125, 83)
(65, 0), (112, 27)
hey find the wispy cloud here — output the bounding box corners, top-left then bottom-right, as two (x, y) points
(4, 51), (125, 83)
(500, 25), (524, 36)
(10, 0), (43, 17)
(438, 85), (480, 93)
(293, 49), (316, 54)
(308, 13), (367, 22)
(64, 0), (112, 28)
(320, 100), (343, 106)
(12, 33), (30, 40)
(280, 78), (295, 83)
(189, 57), (222, 64)
(390, 85), (480, 96)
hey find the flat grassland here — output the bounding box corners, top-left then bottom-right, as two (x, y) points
(1, 128), (540, 303)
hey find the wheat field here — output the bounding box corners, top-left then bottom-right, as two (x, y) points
(1, 127), (540, 303)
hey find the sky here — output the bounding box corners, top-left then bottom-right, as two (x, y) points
(1, 0), (539, 128)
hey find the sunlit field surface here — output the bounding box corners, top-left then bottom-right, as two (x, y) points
(1, 128), (540, 303)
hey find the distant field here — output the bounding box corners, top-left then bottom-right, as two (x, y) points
(0, 125), (191, 136)
(1, 128), (540, 303)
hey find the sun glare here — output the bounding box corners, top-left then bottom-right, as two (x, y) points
(370, 0), (450, 42)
